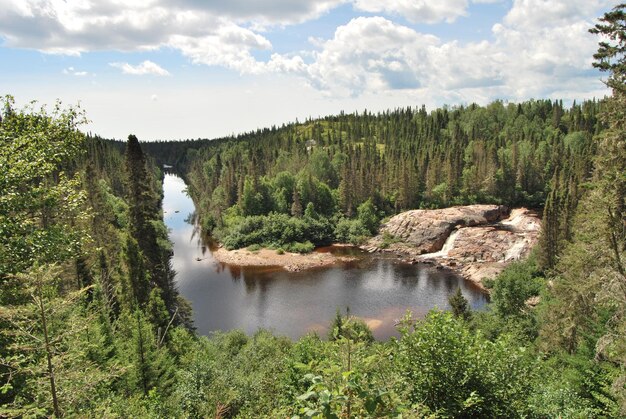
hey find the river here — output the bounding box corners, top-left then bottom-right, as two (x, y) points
(163, 174), (488, 340)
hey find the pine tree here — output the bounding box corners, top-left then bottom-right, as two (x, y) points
(448, 288), (471, 321)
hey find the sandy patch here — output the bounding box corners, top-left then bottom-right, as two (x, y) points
(212, 247), (357, 272)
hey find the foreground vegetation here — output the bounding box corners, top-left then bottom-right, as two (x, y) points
(1, 4), (625, 417)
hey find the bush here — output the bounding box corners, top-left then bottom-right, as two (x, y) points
(334, 218), (369, 245)
(357, 199), (380, 234)
(395, 311), (535, 417)
(284, 241), (314, 254)
(221, 213), (334, 250)
(379, 231), (400, 249)
(328, 309), (374, 344)
(491, 257), (543, 318)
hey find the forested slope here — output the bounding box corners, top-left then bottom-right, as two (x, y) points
(146, 96), (600, 263)
(0, 100), (190, 416)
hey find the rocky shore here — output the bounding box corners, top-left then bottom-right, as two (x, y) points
(211, 205), (540, 286)
(365, 205), (541, 288)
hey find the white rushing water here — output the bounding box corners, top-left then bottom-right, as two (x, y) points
(419, 229), (460, 259)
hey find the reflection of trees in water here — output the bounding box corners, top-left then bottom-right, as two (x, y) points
(228, 265), (242, 282)
(242, 270), (272, 295)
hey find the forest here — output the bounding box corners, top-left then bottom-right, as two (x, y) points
(0, 4), (624, 418)
(142, 88), (599, 257)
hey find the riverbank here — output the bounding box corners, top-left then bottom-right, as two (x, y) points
(211, 246), (358, 271)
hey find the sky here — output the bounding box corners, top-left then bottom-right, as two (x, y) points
(0, 0), (616, 141)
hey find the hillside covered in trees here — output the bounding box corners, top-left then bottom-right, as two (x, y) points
(0, 4), (624, 417)
(144, 95), (600, 261)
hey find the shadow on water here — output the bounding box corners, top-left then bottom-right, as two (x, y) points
(163, 174), (489, 341)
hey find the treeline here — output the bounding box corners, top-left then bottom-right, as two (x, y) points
(144, 95), (602, 251)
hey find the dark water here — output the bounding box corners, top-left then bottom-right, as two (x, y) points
(163, 174), (488, 340)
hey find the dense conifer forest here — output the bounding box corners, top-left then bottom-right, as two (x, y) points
(0, 4), (624, 417)
(145, 97), (599, 256)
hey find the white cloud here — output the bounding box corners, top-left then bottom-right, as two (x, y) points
(163, 0), (348, 26)
(303, 17), (507, 97)
(353, 0), (469, 24)
(306, 17), (439, 95)
(300, 0), (609, 102)
(110, 60), (170, 76)
(62, 66), (89, 76)
(167, 23), (271, 73)
(0, 0), (611, 108)
(488, 0), (611, 98)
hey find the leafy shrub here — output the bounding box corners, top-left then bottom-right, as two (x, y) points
(395, 311), (535, 417)
(334, 218), (369, 245)
(284, 241), (314, 254)
(328, 310), (374, 344)
(379, 231), (400, 249)
(222, 213), (334, 250)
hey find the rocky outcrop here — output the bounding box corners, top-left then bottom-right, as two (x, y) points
(367, 206), (541, 288)
(373, 204), (509, 254)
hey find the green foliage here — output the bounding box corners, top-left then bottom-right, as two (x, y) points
(491, 256), (543, 318)
(589, 3), (626, 91)
(116, 309), (176, 398)
(290, 323), (401, 418)
(356, 199), (379, 235)
(378, 231), (401, 249)
(247, 243), (262, 252)
(284, 241), (315, 254)
(334, 218), (369, 245)
(174, 330), (292, 417)
(0, 97), (88, 277)
(328, 310), (374, 344)
(221, 212), (333, 250)
(0, 265), (111, 417)
(396, 311), (535, 418)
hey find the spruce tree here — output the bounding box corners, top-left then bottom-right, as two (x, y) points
(448, 288), (471, 321)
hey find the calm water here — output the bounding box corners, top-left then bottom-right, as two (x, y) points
(163, 174), (488, 340)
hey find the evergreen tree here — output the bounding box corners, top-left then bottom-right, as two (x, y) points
(448, 288), (471, 321)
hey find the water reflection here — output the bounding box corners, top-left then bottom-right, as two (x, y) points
(163, 174), (488, 340)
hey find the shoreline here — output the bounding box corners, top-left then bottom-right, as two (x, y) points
(211, 243), (492, 293)
(211, 246), (358, 272)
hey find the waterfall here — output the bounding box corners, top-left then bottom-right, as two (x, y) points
(440, 229), (459, 255)
(420, 229), (460, 259)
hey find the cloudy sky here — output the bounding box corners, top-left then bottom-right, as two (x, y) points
(0, 0), (615, 141)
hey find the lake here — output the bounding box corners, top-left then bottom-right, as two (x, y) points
(163, 174), (488, 340)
